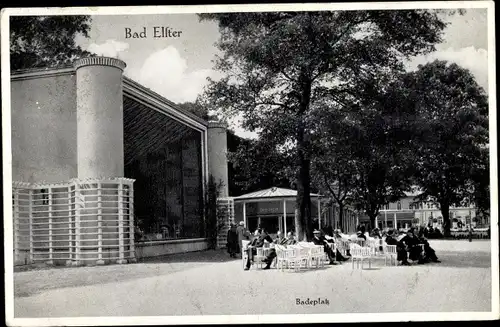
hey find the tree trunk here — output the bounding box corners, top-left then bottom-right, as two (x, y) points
(337, 203), (344, 232)
(369, 215), (376, 232)
(295, 135), (312, 241)
(440, 201), (451, 237)
(295, 70), (313, 242)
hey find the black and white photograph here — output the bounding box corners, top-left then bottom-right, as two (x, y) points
(2, 2), (498, 325)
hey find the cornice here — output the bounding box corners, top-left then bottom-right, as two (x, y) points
(11, 67), (74, 81)
(74, 57), (126, 71)
(208, 121), (228, 129)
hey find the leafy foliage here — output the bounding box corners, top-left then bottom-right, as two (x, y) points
(228, 136), (295, 193)
(401, 60), (489, 235)
(199, 10), (452, 239)
(10, 16), (93, 70)
(311, 103), (358, 230)
(204, 175), (226, 249)
(176, 101), (211, 121)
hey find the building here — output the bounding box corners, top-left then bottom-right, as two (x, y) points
(230, 187), (357, 236)
(10, 56), (230, 266)
(232, 187), (323, 236)
(358, 190), (482, 231)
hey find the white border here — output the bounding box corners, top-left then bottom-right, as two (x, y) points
(2, 1), (498, 325)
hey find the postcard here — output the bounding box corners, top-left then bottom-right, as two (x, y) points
(2, 2), (498, 326)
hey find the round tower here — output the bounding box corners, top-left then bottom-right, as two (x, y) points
(207, 120), (229, 197)
(74, 57), (126, 179)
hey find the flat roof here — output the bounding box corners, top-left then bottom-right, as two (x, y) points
(10, 64), (209, 128)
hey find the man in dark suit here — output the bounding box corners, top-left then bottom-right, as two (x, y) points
(312, 230), (336, 265)
(226, 223), (239, 258)
(244, 228), (274, 270)
(417, 228), (441, 263)
(385, 229), (410, 266)
(400, 228), (425, 263)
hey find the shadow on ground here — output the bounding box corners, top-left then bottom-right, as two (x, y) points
(426, 251), (491, 268)
(137, 249), (240, 264)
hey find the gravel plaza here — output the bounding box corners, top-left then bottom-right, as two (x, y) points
(13, 240), (493, 318)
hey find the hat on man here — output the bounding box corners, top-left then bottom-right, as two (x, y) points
(387, 229), (394, 236)
(239, 221), (244, 226)
(313, 229), (321, 234)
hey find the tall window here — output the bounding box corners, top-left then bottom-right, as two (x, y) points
(124, 101), (204, 240)
(397, 202), (401, 210)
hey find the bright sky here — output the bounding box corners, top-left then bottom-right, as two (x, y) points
(76, 9), (488, 139)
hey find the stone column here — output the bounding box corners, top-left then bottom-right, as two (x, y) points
(207, 121), (229, 197)
(74, 57), (126, 179)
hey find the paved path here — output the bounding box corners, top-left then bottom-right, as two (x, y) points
(13, 240), (493, 317)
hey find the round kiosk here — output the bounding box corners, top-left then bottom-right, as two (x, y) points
(232, 187), (323, 238)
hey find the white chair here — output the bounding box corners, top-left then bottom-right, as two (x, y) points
(350, 243), (372, 269)
(255, 247), (270, 269)
(312, 245), (327, 268)
(368, 239), (384, 256)
(275, 245), (288, 271)
(287, 245), (309, 271)
(241, 240), (250, 270)
(298, 242), (325, 268)
(383, 244), (397, 266)
(334, 239), (350, 257)
(277, 246), (298, 272)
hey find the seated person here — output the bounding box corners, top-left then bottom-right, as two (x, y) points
(312, 230), (336, 265)
(336, 230), (351, 241)
(327, 231), (350, 261)
(323, 225), (333, 238)
(244, 228), (275, 270)
(417, 228), (440, 263)
(275, 230), (298, 246)
(349, 233), (359, 242)
(273, 231), (282, 244)
(357, 224), (366, 235)
(400, 228), (425, 264)
(356, 231), (367, 241)
(285, 231), (298, 245)
(385, 229), (410, 266)
(244, 229), (262, 268)
(333, 229), (351, 257)
(370, 228), (382, 239)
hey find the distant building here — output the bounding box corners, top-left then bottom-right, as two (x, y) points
(358, 189), (486, 230)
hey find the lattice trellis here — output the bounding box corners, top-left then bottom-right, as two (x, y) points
(12, 178), (135, 266)
(216, 197), (235, 249)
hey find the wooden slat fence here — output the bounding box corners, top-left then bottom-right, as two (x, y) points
(12, 178), (135, 266)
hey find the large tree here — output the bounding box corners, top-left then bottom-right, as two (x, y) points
(228, 136), (294, 195)
(311, 102), (358, 231)
(176, 101), (211, 121)
(404, 60), (489, 236)
(199, 10), (454, 240)
(10, 15), (92, 70)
